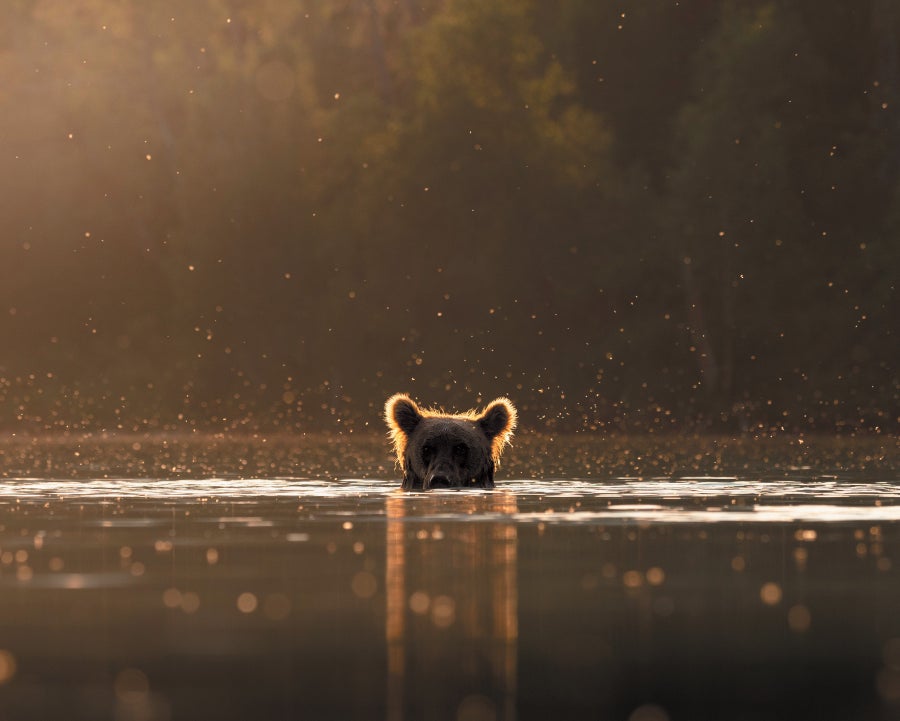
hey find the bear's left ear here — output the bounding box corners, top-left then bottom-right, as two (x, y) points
(477, 397), (517, 462)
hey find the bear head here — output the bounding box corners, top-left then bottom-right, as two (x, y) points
(385, 393), (517, 491)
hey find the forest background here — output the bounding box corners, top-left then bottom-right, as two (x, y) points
(1, 0), (897, 435)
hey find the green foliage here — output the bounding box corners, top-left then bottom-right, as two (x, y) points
(0, 0), (896, 432)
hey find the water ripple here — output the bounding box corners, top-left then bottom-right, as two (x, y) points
(0, 476), (896, 505)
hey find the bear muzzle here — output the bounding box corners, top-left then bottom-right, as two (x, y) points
(425, 473), (454, 490)
(423, 465), (461, 490)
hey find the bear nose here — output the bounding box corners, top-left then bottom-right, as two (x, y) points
(428, 475), (452, 489)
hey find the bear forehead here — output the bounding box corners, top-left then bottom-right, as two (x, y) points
(415, 417), (484, 444)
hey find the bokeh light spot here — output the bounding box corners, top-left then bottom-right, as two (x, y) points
(760, 582), (783, 606)
(409, 591), (430, 615)
(787, 604), (811, 632)
(431, 595), (456, 628)
(237, 592), (258, 614)
(351, 571), (377, 599)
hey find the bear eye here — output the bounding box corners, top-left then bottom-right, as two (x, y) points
(453, 443), (468, 459)
(422, 444), (434, 462)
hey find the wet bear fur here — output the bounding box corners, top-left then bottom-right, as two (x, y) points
(385, 393), (517, 491)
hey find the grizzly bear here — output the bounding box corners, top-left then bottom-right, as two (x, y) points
(385, 393), (517, 490)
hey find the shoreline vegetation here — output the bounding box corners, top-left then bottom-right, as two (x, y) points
(1, 1), (897, 435)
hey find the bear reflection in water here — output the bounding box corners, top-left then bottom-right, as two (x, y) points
(385, 493), (519, 721)
(385, 394), (517, 490)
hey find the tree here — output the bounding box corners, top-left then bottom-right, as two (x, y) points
(663, 2), (823, 422)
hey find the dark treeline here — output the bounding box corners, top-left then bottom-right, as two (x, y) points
(0, 0), (897, 434)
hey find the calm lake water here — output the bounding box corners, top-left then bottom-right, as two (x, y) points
(0, 433), (897, 721)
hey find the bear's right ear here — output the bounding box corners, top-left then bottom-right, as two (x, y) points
(385, 393), (422, 436)
(385, 394), (422, 467)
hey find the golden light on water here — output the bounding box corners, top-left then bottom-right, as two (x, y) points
(351, 571), (378, 599)
(0, 650), (17, 685)
(788, 604), (812, 633)
(62, 574), (86, 590)
(0, 478), (896, 527)
(16, 566), (33, 582)
(162, 588), (183, 608)
(408, 591), (430, 615)
(0, 458), (891, 720)
(236, 592), (258, 614)
(385, 495), (519, 718)
(430, 595), (456, 629)
(760, 582), (783, 606)
(181, 592), (201, 614)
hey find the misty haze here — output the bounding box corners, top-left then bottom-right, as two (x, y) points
(0, 3), (897, 721)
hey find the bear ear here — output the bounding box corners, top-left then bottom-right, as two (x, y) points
(477, 397), (517, 462)
(385, 393), (422, 436)
(385, 394), (423, 467)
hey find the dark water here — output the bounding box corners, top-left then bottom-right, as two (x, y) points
(0, 435), (897, 721)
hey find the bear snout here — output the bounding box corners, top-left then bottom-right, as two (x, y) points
(426, 474), (453, 490)
(424, 464), (460, 490)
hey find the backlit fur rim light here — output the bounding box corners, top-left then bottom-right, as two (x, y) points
(385, 393), (517, 467)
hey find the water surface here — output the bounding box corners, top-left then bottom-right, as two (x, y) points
(0, 434), (897, 720)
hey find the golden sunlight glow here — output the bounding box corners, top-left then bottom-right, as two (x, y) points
(0, 651), (16, 685)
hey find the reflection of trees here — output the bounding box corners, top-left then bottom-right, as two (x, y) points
(385, 494), (518, 721)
